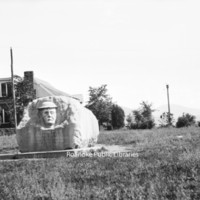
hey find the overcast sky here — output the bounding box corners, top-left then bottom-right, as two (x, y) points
(1, 0), (200, 110)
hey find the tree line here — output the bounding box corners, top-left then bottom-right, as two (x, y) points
(85, 84), (199, 130)
(12, 81), (199, 130)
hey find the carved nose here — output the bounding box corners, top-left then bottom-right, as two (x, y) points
(46, 112), (51, 116)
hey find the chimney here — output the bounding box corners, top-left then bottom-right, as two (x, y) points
(24, 71), (36, 100)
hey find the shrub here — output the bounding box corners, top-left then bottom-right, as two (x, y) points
(176, 113), (196, 128)
(159, 112), (175, 127)
(129, 101), (155, 129)
(111, 104), (125, 129)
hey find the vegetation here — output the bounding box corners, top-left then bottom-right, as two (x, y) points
(111, 104), (125, 129)
(0, 134), (18, 154)
(127, 101), (155, 129)
(1, 127), (200, 199)
(86, 84), (113, 127)
(86, 85), (125, 129)
(6, 75), (34, 126)
(176, 113), (196, 128)
(14, 75), (35, 124)
(0, 128), (15, 136)
(159, 112), (175, 127)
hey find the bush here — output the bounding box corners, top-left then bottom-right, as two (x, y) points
(176, 113), (196, 128)
(111, 104), (125, 129)
(128, 101), (155, 130)
(0, 128), (15, 136)
(159, 112), (175, 127)
(130, 119), (155, 129)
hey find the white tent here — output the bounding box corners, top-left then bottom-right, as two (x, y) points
(34, 78), (83, 103)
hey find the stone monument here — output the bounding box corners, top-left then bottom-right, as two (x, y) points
(16, 96), (99, 152)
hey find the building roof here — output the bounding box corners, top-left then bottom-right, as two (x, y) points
(34, 78), (83, 103)
(34, 78), (70, 98)
(0, 77), (11, 82)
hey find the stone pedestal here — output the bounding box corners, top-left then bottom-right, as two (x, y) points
(17, 124), (80, 152)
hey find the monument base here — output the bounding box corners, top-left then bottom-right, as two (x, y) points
(0, 146), (104, 160)
(16, 124), (82, 153)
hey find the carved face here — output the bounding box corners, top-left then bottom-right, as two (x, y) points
(41, 108), (57, 128)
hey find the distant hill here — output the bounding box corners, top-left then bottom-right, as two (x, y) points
(121, 106), (133, 117)
(121, 106), (133, 124)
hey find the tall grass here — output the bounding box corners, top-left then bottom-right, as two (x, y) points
(1, 127), (200, 199)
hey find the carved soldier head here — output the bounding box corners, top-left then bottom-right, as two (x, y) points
(37, 101), (57, 128)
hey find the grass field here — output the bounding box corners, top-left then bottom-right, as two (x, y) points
(1, 127), (200, 199)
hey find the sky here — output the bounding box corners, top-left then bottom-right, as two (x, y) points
(1, 0), (200, 110)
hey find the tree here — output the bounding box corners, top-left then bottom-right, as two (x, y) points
(126, 113), (133, 128)
(159, 112), (175, 127)
(8, 75), (35, 125)
(132, 110), (143, 128)
(6, 76), (24, 126)
(14, 76), (27, 124)
(111, 104), (125, 129)
(86, 85), (113, 126)
(130, 101), (155, 129)
(176, 113), (196, 128)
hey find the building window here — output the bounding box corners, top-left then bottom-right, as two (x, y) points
(1, 83), (7, 97)
(0, 82), (12, 97)
(0, 107), (10, 125)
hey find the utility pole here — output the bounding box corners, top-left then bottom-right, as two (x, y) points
(10, 47), (17, 130)
(166, 84), (171, 126)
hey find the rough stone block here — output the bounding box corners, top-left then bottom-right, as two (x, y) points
(16, 96), (99, 152)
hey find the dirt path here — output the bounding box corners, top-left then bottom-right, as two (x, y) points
(95, 144), (135, 153)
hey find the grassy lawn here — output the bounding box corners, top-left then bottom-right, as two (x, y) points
(1, 127), (200, 199)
